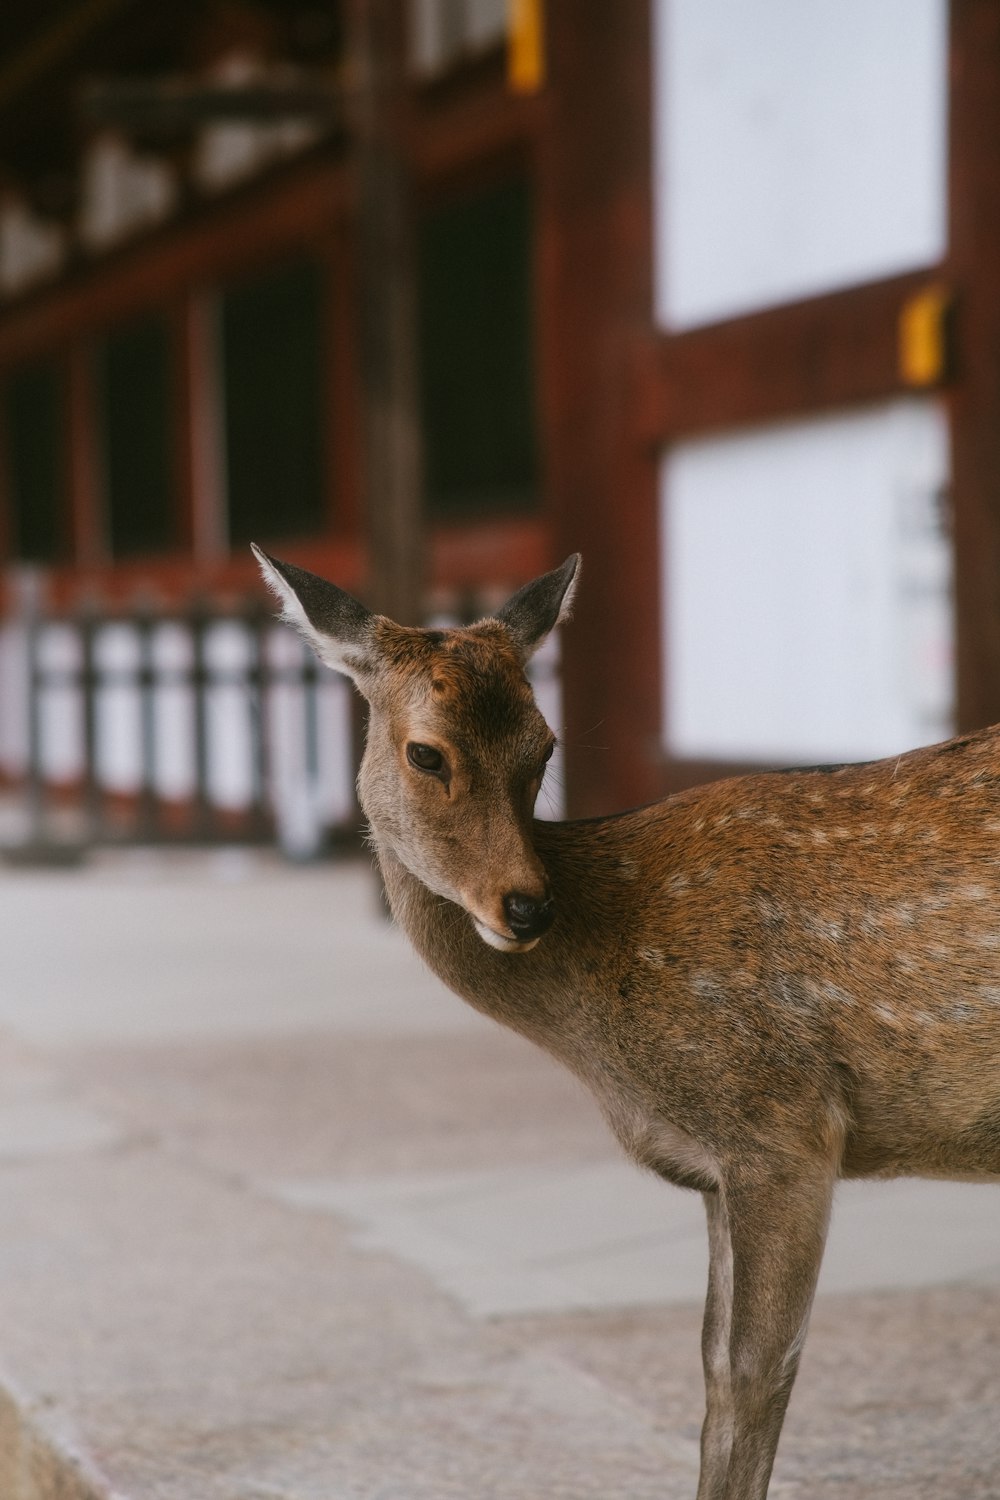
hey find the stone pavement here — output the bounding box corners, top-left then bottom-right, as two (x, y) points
(0, 848), (997, 1499)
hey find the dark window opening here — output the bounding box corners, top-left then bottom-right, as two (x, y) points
(221, 259), (326, 547)
(99, 315), (175, 558)
(5, 361), (66, 564)
(418, 175), (539, 520)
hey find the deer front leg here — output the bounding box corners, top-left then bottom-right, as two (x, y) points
(696, 1167), (835, 1500)
(695, 1188), (734, 1494)
(697, 1188), (734, 1499)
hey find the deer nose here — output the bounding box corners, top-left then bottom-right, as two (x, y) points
(502, 890), (554, 942)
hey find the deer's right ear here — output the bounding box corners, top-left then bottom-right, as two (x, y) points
(252, 545), (375, 686)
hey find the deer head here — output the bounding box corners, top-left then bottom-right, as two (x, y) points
(253, 546), (580, 952)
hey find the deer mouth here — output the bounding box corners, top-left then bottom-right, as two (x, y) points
(471, 916), (542, 954)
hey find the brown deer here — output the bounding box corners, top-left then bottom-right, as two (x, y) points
(254, 544), (1000, 1500)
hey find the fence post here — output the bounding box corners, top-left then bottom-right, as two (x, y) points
(78, 598), (100, 842)
(1, 569), (86, 866)
(189, 596), (212, 842)
(135, 602), (159, 842)
(246, 597), (273, 843)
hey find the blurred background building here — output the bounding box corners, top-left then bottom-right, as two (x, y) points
(0, 0), (995, 850)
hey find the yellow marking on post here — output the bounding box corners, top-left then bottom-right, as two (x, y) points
(898, 282), (951, 387)
(508, 0), (545, 93)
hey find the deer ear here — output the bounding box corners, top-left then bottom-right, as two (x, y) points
(496, 554), (581, 661)
(252, 545), (375, 685)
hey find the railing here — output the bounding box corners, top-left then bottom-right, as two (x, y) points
(0, 581), (564, 860)
(1, 588), (359, 858)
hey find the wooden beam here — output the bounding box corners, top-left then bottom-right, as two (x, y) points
(948, 0), (1000, 734)
(79, 76), (342, 131)
(638, 267), (944, 445)
(410, 61), (542, 184)
(0, 157), (351, 370)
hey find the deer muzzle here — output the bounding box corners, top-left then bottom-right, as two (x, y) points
(464, 879), (553, 953)
(503, 890), (554, 943)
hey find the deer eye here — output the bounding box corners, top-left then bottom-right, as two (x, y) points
(407, 742), (445, 776)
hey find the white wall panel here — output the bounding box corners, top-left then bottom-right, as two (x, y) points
(661, 400), (953, 765)
(653, 0), (948, 328)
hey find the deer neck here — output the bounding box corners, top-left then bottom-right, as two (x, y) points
(372, 832), (607, 1063)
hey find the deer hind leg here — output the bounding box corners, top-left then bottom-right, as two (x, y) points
(696, 1166), (836, 1500)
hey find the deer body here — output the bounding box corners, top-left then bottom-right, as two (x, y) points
(255, 546), (1000, 1500)
(382, 762), (1000, 1189)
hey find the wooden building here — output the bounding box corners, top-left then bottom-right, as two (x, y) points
(0, 0), (998, 834)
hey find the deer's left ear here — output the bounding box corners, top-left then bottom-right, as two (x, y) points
(252, 544), (376, 686)
(496, 554), (581, 661)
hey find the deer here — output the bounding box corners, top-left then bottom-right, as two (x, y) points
(254, 544), (1000, 1500)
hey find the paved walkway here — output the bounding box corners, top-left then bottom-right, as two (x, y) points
(0, 849), (997, 1499)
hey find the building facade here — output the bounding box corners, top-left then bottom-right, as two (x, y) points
(0, 1), (998, 837)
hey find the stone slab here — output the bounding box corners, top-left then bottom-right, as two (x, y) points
(267, 1163), (1000, 1319)
(0, 850), (996, 1498)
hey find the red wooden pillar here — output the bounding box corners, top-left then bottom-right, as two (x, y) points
(539, 0), (661, 817)
(177, 291), (226, 564)
(67, 341), (105, 569)
(948, 0), (1000, 733)
(345, 0), (425, 624)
